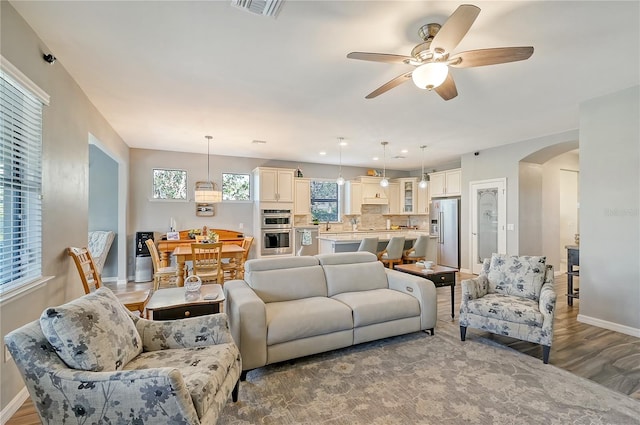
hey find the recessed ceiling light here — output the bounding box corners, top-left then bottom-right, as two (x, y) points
(373, 157), (379, 161)
(319, 151), (327, 155)
(401, 149), (408, 154)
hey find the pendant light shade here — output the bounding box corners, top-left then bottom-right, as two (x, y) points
(419, 145), (428, 189)
(380, 141), (389, 187)
(194, 135), (222, 203)
(336, 137), (346, 186)
(412, 62), (448, 90)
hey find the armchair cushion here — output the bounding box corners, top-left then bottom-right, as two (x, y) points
(486, 253), (547, 301)
(465, 293), (543, 326)
(39, 287), (142, 371)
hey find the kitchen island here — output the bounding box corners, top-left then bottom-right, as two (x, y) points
(317, 230), (429, 254)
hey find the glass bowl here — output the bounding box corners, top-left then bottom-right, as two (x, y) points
(184, 275), (202, 292)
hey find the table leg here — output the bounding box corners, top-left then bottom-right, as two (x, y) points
(450, 283), (455, 318)
(176, 256), (186, 287)
(160, 251), (169, 268)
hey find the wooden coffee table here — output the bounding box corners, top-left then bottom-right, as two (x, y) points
(145, 284), (225, 320)
(394, 264), (458, 318)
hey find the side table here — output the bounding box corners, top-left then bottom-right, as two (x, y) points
(394, 264), (458, 318)
(146, 284), (225, 320)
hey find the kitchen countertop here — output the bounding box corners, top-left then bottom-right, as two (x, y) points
(318, 230), (429, 243)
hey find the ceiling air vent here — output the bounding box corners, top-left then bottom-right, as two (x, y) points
(231, 0), (283, 18)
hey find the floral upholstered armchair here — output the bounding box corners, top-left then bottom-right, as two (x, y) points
(4, 287), (241, 424)
(459, 253), (556, 363)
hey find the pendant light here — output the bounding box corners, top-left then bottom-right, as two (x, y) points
(194, 135), (222, 203)
(380, 141), (389, 188)
(419, 145), (428, 189)
(336, 137), (346, 186)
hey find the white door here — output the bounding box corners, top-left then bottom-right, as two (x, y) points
(470, 178), (506, 274)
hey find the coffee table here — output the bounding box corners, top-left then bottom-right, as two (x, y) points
(394, 264), (458, 318)
(145, 284), (225, 320)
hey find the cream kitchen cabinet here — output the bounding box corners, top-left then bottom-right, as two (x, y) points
(428, 169), (461, 197)
(416, 183), (430, 214)
(294, 178), (310, 214)
(253, 167), (295, 202)
(344, 181), (362, 215)
(386, 182), (401, 215)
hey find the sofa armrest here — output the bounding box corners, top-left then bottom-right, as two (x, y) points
(43, 367), (200, 423)
(224, 279), (267, 371)
(136, 313), (234, 352)
(385, 269), (437, 331)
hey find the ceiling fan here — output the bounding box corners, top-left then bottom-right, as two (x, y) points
(347, 4), (534, 101)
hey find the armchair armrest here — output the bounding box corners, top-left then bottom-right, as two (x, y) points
(386, 269), (437, 331)
(538, 267), (557, 346)
(224, 279), (267, 371)
(136, 313), (234, 352)
(461, 275), (489, 302)
(45, 367), (200, 424)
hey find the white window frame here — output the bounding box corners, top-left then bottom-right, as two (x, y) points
(0, 56), (50, 300)
(310, 179), (342, 223)
(151, 168), (188, 202)
(222, 172), (252, 202)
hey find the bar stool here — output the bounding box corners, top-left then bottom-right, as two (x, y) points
(357, 237), (379, 254)
(377, 236), (405, 269)
(402, 235), (429, 263)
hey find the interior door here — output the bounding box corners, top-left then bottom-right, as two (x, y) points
(470, 178), (506, 274)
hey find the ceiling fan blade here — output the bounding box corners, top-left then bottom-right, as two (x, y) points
(365, 72), (413, 99)
(434, 73), (458, 101)
(448, 47), (534, 68)
(347, 52), (413, 64)
(431, 4), (481, 56)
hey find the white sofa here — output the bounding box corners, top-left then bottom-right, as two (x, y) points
(224, 252), (437, 376)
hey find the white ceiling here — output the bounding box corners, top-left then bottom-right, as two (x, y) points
(10, 1), (640, 171)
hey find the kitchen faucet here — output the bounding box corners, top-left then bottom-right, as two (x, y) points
(325, 221), (331, 231)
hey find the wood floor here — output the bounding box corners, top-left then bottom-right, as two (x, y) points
(6, 273), (639, 424)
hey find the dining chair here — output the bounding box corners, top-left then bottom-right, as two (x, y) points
(191, 242), (224, 284)
(145, 239), (178, 291)
(357, 237), (379, 254)
(377, 236), (405, 269)
(402, 235), (429, 263)
(67, 247), (150, 314)
(222, 236), (254, 280)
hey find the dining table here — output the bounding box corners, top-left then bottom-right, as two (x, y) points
(172, 244), (245, 286)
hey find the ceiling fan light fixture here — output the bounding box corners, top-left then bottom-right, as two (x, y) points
(412, 62), (448, 90)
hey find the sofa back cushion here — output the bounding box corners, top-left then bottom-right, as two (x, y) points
(486, 253), (547, 301)
(316, 252), (388, 297)
(244, 256), (327, 303)
(39, 287), (142, 371)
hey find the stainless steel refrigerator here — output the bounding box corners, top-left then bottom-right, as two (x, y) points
(430, 198), (460, 268)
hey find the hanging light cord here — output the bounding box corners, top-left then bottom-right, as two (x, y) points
(205, 135), (212, 183)
(339, 138), (343, 175)
(421, 145), (425, 179)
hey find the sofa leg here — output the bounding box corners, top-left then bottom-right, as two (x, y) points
(542, 345), (551, 364)
(460, 326), (467, 341)
(423, 328), (434, 335)
(240, 370), (248, 381)
(232, 379), (240, 402)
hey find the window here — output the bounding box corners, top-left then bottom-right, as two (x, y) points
(222, 173), (250, 201)
(153, 168), (187, 200)
(0, 64), (47, 293)
(310, 180), (340, 222)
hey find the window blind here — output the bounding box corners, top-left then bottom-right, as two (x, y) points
(0, 70), (43, 292)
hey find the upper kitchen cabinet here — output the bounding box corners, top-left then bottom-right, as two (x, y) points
(429, 169), (461, 197)
(294, 178), (310, 215)
(416, 183), (430, 215)
(344, 180), (362, 215)
(253, 167), (295, 203)
(358, 176), (389, 204)
(386, 182), (401, 215)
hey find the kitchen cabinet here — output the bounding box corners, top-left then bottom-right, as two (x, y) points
(346, 176), (388, 208)
(416, 183), (430, 214)
(344, 181), (362, 215)
(429, 168), (461, 197)
(294, 178), (310, 215)
(253, 167), (294, 202)
(386, 182), (401, 214)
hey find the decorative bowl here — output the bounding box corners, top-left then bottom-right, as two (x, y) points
(423, 261), (434, 269)
(184, 275), (202, 292)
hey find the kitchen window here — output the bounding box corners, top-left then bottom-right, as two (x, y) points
(153, 168), (187, 200)
(222, 173), (250, 201)
(0, 59), (49, 296)
(310, 180), (340, 222)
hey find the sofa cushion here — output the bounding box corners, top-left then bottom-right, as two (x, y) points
(39, 287), (142, 371)
(317, 252), (388, 297)
(266, 297), (353, 345)
(465, 293), (543, 326)
(244, 256), (327, 303)
(124, 342), (241, 419)
(487, 254), (547, 301)
(332, 288), (420, 327)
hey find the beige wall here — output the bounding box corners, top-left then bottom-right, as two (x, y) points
(1, 2), (130, 411)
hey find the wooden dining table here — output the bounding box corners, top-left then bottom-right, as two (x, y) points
(172, 244), (245, 286)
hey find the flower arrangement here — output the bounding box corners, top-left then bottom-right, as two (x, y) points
(187, 229), (202, 239)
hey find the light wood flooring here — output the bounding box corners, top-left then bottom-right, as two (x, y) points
(6, 273), (639, 424)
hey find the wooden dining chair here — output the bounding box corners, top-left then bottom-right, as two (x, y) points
(67, 247), (150, 314)
(145, 239), (178, 291)
(225, 236), (254, 280)
(191, 242), (224, 284)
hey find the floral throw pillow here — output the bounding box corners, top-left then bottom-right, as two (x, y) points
(40, 287), (142, 371)
(487, 253), (547, 301)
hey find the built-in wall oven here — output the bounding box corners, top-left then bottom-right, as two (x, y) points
(261, 209), (293, 255)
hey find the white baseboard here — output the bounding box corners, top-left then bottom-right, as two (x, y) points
(1, 386), (28, 425)
(101, 276), (118, 283)
(577, 314), (640, 338)
(460, 268), (472, 274)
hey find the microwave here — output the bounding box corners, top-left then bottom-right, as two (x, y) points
(261, 209), (292, 229)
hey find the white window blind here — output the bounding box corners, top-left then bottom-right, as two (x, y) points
(0, 69), (44, 293)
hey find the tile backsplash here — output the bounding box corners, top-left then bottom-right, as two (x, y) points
(295, 204), (428, 231)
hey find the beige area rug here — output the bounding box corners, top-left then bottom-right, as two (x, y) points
(219, 323), (640, 425)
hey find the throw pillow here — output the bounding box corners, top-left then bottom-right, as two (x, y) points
(40, 287), (142, 371)
(487, 253), (547, 301)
